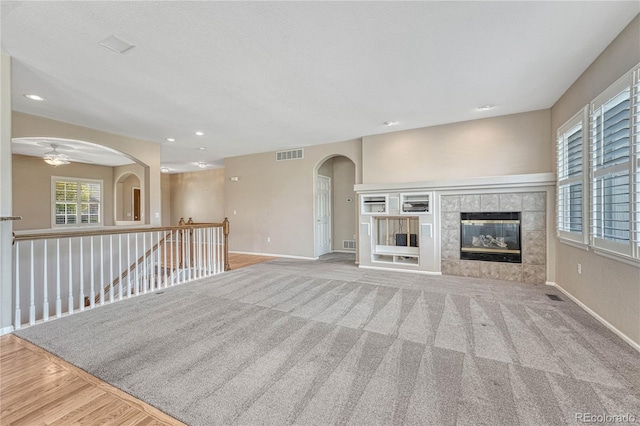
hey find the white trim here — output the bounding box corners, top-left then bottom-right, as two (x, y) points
(592, 247), (640, 268)
(355, 172), (555, 193)
(51, 176), (104, 228)
(332, 250), (356, 254)
(229, 250), (317, 260)
(546, 281), (640, 353)
(557, 237), (590, 252)
(358, 264), (442, 275)
(0, 325), (14, 336)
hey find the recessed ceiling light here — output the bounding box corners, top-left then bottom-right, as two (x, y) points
(197, 162), (207, 169)
(99, 34), (135, 54)
(166, 138), (175, 142)
(197, 147), (206, 151)
(24, 94), (45, 101)
(160, 167), (169, 173)
(383, 121), (398, 126)
(477, 104), (494, 111)
(194, 131), (205, 136)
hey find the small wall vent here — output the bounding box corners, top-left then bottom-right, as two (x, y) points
(276, 149), (304, 161)
(343, 240), (356, 250)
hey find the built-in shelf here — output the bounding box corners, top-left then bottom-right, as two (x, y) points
(361, 194), (388, 214)
(401, 192), (431, 214)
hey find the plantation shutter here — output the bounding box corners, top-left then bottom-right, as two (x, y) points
(557, 116), (585, 239)
(590, 77), (632, 255)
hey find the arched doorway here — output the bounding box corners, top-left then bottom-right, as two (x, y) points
(314, 155), (357, 258)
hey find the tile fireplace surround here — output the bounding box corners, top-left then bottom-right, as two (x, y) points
(441, 192), (547, 284)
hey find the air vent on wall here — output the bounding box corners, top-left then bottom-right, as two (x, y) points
(343, 240), (356, 250)
(276, 149), (304, 161)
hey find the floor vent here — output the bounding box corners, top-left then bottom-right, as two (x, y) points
(276, 149), (304, 161)
(546, 294), (563, 301)
(343, 240), (356, 250)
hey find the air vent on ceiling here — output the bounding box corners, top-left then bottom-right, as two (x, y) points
(343, 240), (356, 250)
(276, 149), (304, 161)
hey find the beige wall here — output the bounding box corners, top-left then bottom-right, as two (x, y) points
(362, 110), (552, 184)
(113, 164), (144, 223)
(550, 16), (640, 346)
(1, 53), (13, 331)
(331, 156), (356, 251)
(170, 168), (225, 225)
(224, 139), (362, 258)
(161, 173), (171, 226)
(12, 112), (163, 226)
(12, 154), (115, 230)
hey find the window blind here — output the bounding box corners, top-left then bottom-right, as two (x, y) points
(557, 115), (584, 237)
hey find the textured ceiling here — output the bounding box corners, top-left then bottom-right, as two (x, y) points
(2, 2), (638, 172)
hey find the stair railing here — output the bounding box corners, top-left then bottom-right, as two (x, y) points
(11, 219), (229, 330)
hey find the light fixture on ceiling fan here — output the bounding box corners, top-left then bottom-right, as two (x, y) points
(43, 144), (71, 166)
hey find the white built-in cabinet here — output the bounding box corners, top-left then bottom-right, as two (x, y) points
(358, 191), (436, 272)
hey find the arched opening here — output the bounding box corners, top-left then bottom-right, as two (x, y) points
(11, 137), (150, 230)
(314, 155), (357, 260)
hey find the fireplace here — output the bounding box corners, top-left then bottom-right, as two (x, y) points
(460, 212), (521, 263)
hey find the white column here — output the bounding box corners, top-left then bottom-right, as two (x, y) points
(0, 53), (14, 334)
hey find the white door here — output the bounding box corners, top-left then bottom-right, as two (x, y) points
(316, 175), (331, 256)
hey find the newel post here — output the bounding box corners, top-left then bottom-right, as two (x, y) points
(223, 217), (230, 271)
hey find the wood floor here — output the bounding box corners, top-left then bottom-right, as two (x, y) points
(0, 253), (275, 426)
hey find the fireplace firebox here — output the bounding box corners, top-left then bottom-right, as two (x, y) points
(460, 212), (521, 263)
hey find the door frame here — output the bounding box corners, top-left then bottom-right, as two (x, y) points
(315, 174), (332, 258)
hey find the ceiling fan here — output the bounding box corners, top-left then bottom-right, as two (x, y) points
(43, 144), (71, 166)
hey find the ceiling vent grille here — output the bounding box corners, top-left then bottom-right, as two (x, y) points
(343, 240), (356, 250)
(276, 149), (304, 161)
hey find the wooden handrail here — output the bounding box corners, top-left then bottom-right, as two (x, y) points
(13, 223), (225, 243)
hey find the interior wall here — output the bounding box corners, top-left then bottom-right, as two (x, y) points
(1, 53), (13, 332)
(550, 15), (640, 346)
(224, 138), (362, 258)
(170, 168), (225, 224)
(12, 154), (115, 230)
(11, 112), (163, 226)
(113, 164), (144, 223)
(121, 174), (140, 220)
(332, 157), (356, 251)
(362, 109), (552, 184)
(161, 173), (171, 226)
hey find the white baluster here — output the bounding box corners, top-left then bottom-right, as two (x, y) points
(29, 240), (35, 325)
(56, 239), (61, 317)
(142, 233), (147, 293)
(170, 230), (175, 286)
(150, 232), (155, 290)
(43, 240), (49, 321)
(89, 236), (95, 308)
(181, 229), (186, 284)
(109, 235), (114, 303)
(135, 233), (140, 295)
(157, 231), (162, 288)
(187, 229), (192, 282)
(118, 234), (123, 300)
(198, 228), (203, 279)
(79, 237), (85, 311)
(163, 231), (168, 287)
(68, 238), (74, 314)
(127, 234), (137, 297)
(100, 235), (105, 305)
(219, 227), (223, 273)
(14, 241), (21, 330)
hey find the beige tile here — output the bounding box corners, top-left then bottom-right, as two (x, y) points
(441, 228), (460, 242)
(523, 192), (546, 211)
(481, 194), (500, 211)
(441, 212), (460, 229)
(522, 231), (546, 265)
(460, 195), (481, 212)
(441, 196), (460, 212)
(479, 262), (501, 280)
(460, 260), (481, 277)
(522, 211), (546, 231)
(523, 264), (546, 284)
(441, 259), (461, 275)
(441, 241), (460, 260)
(499, 263), (523, 282)
(500, 193), (522, 211)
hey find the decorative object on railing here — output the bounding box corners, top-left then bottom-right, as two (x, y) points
(11, 219), (230, 330)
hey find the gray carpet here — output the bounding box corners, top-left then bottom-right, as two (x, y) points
(15, 253), (640, 425)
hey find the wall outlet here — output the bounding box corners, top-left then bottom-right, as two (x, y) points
(155, 212), (160, 219)
(267, 237), (271, 243)
(577, 263), (582, 275)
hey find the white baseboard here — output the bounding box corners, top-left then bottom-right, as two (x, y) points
(358, 264), (442, 276)
(546, 281), (640, 353)
(229, 251), (317, 261)
(0, 325), (14, 336)
(331, 250), (356, 254)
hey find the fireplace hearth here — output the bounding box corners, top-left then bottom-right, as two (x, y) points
(460, 212), (521, 263)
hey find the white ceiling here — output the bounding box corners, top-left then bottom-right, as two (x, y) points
(2, 2), (638, 173)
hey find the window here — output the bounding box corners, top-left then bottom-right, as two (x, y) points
(588, 65), (639, 260)
(557, 108), (587, 243)
(52, 178), (102, 226)
(556, 64), (640, 263)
